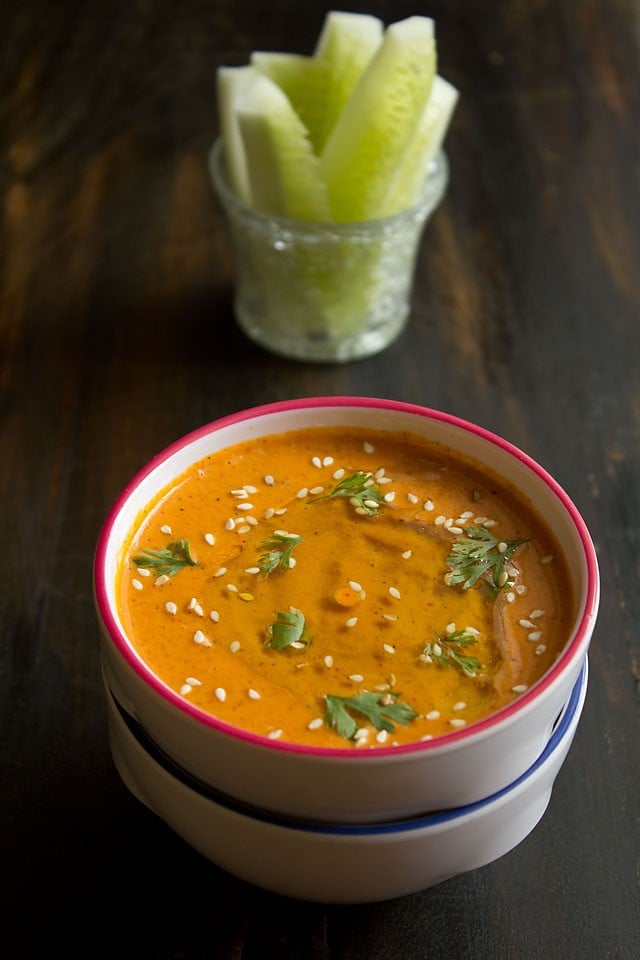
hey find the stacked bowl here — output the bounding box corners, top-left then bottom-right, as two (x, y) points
(93, 398), (599, 903)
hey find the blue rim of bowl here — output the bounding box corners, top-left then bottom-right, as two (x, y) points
(110, 657), (588, 836)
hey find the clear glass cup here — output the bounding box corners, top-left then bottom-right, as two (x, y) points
(209, 138), (449, 363)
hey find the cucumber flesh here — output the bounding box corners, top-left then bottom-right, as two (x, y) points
(381, 75), (459, 216)
(319, 16), (437, 223)
(216, 65), (254, 205)
(250, 52), (331, 154)
(313, 11), (383, 152)
(235, 71), (330, 221)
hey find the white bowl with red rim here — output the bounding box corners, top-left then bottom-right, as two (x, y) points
(94, 397), (599, 823)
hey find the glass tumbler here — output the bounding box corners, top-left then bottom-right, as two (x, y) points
(209, 139), (449, 363)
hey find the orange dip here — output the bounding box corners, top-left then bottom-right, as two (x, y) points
(116, 426), (575, 748)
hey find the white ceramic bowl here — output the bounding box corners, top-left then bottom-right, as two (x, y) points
(94, 397), (599, 823)
(106, 657), (588, 904)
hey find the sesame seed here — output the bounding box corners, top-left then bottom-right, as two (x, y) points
(512, 684), (528, 694)
(132, 579), (143, 591)
(354, 728), (369, 741)
(244, 485), (257, 494)
(245, 566), (260, 574)
(383, 614), (397, 621)
(323, 456), (334, 466)
(433, 643), (442, 657)
(402, 550), (412, 559)
(324, 655), (334, 668)
(230, 641), (240, 653)
(225, 518), (235, 531)
(333, 468), (345, 480)
(237, 525), (250, 534)
(193, 604), (204, 617)
(186, 677), (202, 686)
(193, 630), (211, 647)
(383, 491), (395, 503)
(374, 683), (390, 692)
(160, 524), (172, 535)
(204, 533), (215, 545)
(349, 674), (364, 682)
(448, 526), (464, 534)
(449, 718), (466, 728)
(137, 568), (151, 577)
(213, 567), (227, 578)
(345, 617), (358, 628)
(231, 488), (248, 498)
(348, 580), (362, 591)
(506, 591), (516, 603)
(424, 500), (434, 511)
(497, 541), (508, 553)
(264, 507), (275, 520)
(165, 601), (177, 615)
(267, 729), (282, 740)
(460, 510), (474, 519)
(237, 502), (253, 511)
(209, 610), (219, 622)
(288, 558), (296, 568)
(474, 516), (488, 524)
(483, 519), (497, 527)
(363, 442), (374, 453)
(388, 587), (401, 599)
(355, 507), (368, 515)
(444, 517), (453, 528)
(309, 486), (324, 495)
(519, 619), (534, 629)
(407, 493), (419, 504)
(541, 555), (554, 564)
(421, 735), (434, 742)
(376, 730), (388, 743)
(312, 456), (322, 468)
(383, 643), (395, 654)
(530, 609), (545, 619)
(296, 487), (308, 499)
(375, 467), (385, 478)
(180, 684), (192, 695)
(364, 499), (380, 509)
(453, 701), (466, 711)
(248, 689), (260, 700)
(308, 718), (324, 730)
(445, 622), (456, 634)
(516, 584), (527, 595)
(464, 626), (480, 636)
(264, 475), (274, 485)
(535, 644), (546, 655)
(227, 584), (238, 593)
(425, 710), (440, 721)
(528, 631), (542, 641)
(215, 687), (226, 702)
(435, 515), (446, 526)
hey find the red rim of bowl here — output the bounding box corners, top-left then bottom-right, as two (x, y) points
(93, 396), (600, 759)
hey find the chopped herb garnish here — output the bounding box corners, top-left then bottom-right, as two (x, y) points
(325, 691), (417, 740)
(420, 629), (483, 677)
(310, 470), (384, 515)
(132, 539), (198, 578)
(257, 532), (302, 575)
(266, 607), (311, 650)
(445, 525), (530, 592)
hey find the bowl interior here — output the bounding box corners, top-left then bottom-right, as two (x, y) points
(95, 397), (599, 746)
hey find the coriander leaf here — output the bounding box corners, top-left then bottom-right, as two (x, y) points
(420, 629), (483, 677)
(324, 691), (418, 740)
(445, 525), (530, 592)
(257, 532), (303, 575)
(132, 539), (198, 578)
(310, 470), (384, 515)
(266, 607), (311, 650)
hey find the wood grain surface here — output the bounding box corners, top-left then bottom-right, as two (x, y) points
(1, 1), (638, 957)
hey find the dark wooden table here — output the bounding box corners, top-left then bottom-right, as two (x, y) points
(2, 1), (638, 956)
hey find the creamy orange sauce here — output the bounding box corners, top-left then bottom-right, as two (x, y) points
(116, 426), (575, 748)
